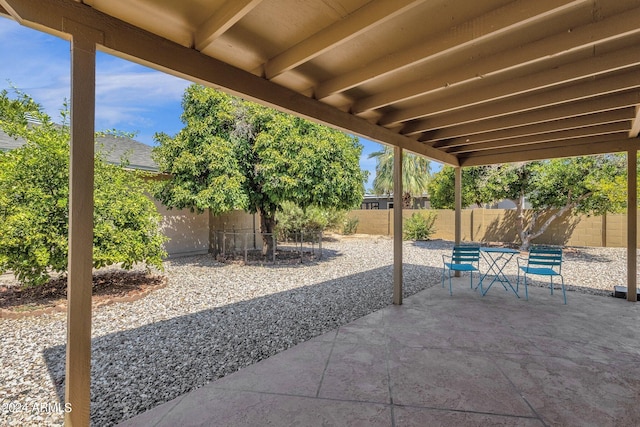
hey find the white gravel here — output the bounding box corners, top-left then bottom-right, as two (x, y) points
(0, 236), (633, 426)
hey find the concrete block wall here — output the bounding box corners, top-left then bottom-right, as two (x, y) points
(347, 208), (640, 248)
(155, 201), (210, 257)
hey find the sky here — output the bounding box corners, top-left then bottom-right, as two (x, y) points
(0, 16), (439, 191)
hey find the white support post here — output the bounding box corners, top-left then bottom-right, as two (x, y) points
(627, 149), (637, 302)
(64, 20), (100, 426)
(393, 146), (403, 305)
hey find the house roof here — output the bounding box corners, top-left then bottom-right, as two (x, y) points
(0, 128), (158, 171)
(1, 1), (640, 167)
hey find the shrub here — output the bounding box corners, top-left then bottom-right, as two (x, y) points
(403, 210), (437, 241)
(276, 202), (347, 240)
(342, 216), (359, 235)
(0, 90), (167, 287)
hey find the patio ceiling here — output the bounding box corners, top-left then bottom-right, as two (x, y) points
(2, 0), (640, 167)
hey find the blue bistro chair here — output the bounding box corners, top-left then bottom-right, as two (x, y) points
(517, 246), (566, 304)
(442, 244), (481, 295)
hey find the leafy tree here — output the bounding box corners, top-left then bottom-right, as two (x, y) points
(153, 85), (366, 255)
(0, 90), (167, 287)
(427, 165), (488, 209)
(368, 146), (431, 208)
(428, 157), (627, 250)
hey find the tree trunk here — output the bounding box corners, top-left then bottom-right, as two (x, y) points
(516, 200), (583, 251)
(403, 192), (412, 208)
(259, 209), (277, 257)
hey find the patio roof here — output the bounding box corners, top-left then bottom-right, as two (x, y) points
(1, 0), (640, 167)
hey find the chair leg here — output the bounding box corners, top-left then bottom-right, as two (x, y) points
(524, 274), (529, 301)
(550, 276), (554, 295)
(561, 276), (567, 305)
(470, 271), (473, 289)
(448, 270), (453, 296)
(516, 270), (520, 292)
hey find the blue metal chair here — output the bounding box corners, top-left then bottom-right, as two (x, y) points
(442, 244), (480, 295)
(516, 246), (566, 304)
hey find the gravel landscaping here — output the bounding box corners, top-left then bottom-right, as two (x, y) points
(0, 236), (633, 426)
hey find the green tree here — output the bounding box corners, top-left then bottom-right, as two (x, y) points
(153, 85), (366, 255)
(368, 146), (431, 207)
(428, 157), (627, 250)
(427, 166), (488, 209)
(0, 90), (167, 287)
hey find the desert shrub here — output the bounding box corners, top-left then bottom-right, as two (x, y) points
(276, 202), (347, 240)
(342, 216), (359, 235)
(403, 210), (437, 241)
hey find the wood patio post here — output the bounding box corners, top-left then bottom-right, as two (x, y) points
(627, 149), (637, 302)
(393, 146), (403, 305)
(64, 20), (101, 426)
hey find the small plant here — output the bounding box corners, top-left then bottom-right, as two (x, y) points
(403, 210), (437, 241)
(276, 202), (348, 241)
(342, 216), (359, 235)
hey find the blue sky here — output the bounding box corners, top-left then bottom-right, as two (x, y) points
(0, 16), (440, 191)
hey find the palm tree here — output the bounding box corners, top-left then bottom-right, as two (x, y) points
(368, 146), (431, 208)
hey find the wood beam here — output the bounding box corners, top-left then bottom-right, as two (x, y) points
(264, 0), (424, 79)
(627, 149), (638, 302)
(0, 0), (458, 166)
(419, 93), (640, 141)
(630, 105), (640, 138)
(446, 122), (631, 154)
(63, 18), (101, 427)
(379, 44), (640, 126)
(401, 70), (640, 135)
(393, 146), (403, 305)
(194, 0), (262, 51)
(433, 109), (636, 149)
(315, 0), (587, 100)
(352, 6), (640, 114)
(459, 137), (640, 166)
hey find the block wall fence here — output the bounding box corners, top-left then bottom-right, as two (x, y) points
(347, 208), (639, 248)
(203, 208), (640, 249)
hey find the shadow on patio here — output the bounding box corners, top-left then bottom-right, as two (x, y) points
(41, 263), (440, 426)
(108, 276), (640, 427)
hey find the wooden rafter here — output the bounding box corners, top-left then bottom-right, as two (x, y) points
(446, 122), (631, 155)
(630, 105), (640, 138)
(433, 109), (637, 149)
(379, 43), (640, 126)
(194, 0), (263, 51)
(352, 5), (640, 114)
(401, 70), (640, 135)
(459, 136), (640, 166)
(419, 93), (640, 142)
(264, 0), (425, 79)
(314, 0), (587, 100)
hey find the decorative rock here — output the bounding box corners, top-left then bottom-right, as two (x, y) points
(0, 238), (629, 426)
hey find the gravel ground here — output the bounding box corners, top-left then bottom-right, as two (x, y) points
(0, 236), (634, 426)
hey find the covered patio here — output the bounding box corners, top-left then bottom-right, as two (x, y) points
(118, 278), (640, 426)
(1, 1), (640, 425)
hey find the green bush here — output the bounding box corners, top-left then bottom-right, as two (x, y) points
(276, 201), (347, 240)
(0, 90), (167, 287)
(403, 210), (437, 241)
(342, 216), (359, 235)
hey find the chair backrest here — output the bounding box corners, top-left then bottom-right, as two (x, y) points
(451, 245), (480, 264)
(528, 246), (563, 272)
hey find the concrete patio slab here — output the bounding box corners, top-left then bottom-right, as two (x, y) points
(118, 277), (640, 427)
